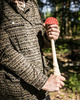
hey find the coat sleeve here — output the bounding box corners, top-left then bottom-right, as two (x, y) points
(43, 32), (51, 48)
(0, 28), (48, 90)
(33, 0), (51, 48)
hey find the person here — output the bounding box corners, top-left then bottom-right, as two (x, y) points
(0, 0), (65, 100)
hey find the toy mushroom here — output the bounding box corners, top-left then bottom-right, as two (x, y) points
(45, 17), (61, 76)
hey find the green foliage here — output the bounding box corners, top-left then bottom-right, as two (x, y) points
(42, 43), (70, 54)
(44, 11), (52, 19)
(65, 73), (80, 93)
(42, 42), (70, 54)
(56, 43), (69, 54)
(42, 48), (51, 53)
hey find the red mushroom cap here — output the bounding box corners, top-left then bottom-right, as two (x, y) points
(45, 17), (59, 25)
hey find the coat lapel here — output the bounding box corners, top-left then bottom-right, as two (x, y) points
(4, 0), (34, 26)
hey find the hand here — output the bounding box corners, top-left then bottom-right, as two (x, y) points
(42, 74), (65, 92)
(43, 23), (60, 41)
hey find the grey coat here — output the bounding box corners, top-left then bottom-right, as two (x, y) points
(0, 0), (50, 100)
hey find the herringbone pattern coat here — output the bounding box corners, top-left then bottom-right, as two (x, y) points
(0, 0), (50, 100)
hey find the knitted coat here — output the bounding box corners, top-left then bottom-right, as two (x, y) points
(0, 0), (50, 100)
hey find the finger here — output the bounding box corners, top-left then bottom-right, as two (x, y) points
(51, 28), (60, 33)
(60, 81), (65, 86)
(59, 85), (62, 88)
(60, 76), (66, 81)
(56, 83), (60, 87)
(55, 87), (59, 91)
(46, 28), (60, 34)
(50, 74), (53, 77)
(49, 32), (59, 37)
(57, 82), (64, 89)
(46, 31), (59, 38)
(46, 28), (60, 35)
(46, 32), (58, 37)
(48, 24), (59, 29)
(48, 34), (58, 40)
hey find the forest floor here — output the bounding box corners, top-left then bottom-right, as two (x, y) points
(49, 90), (80, 100)
(43, 36), (80, 100)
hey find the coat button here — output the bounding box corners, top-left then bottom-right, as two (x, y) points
(12, 22), (15, 24)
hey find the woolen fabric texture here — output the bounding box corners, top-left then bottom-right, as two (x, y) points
(0, 0), (51, 100)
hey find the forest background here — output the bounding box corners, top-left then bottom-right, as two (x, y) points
(37, 0), (80, 100)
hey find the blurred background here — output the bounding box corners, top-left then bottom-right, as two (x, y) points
(37, 0), (80, 99)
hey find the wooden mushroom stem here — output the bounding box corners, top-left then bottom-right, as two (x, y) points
(51, 39), (61, 76)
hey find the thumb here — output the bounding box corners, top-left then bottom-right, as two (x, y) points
(43, 23), (46, 27)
